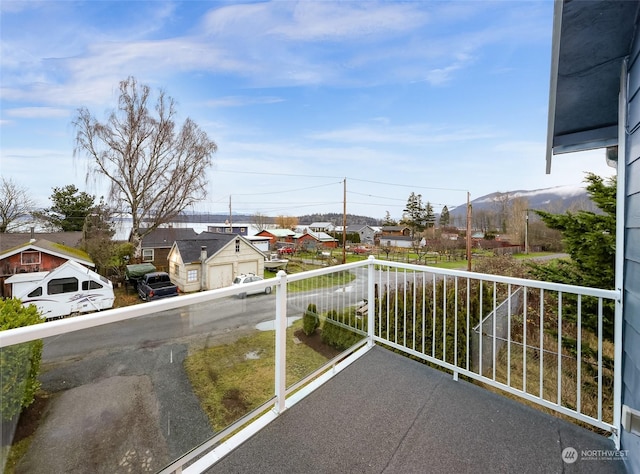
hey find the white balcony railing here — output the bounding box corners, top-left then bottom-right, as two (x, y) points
(0, 257), (620, 473)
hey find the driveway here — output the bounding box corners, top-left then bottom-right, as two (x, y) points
(15, 341), (224, 473)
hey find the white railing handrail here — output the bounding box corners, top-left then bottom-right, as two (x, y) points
(370, 257), (619, 299)
(0, 282), (259, 347)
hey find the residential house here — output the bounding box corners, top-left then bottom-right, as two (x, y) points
(254, 229), (296, 250)
(139, 228), (198, 271)
(345, 224), (378, 245)
(294, 229), (338, 250)
(0, 238), (94, 298)
(547, 1), (640, 469)
(168, 233), (266, 292)
(308, 222), (335, 233)
(378, 235), (413, 249)
(207, 223), (252, 236)
(380, 226), (411, 237)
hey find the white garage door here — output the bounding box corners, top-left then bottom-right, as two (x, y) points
(208, 264), (234, 290)
(238, 261), (258, 276)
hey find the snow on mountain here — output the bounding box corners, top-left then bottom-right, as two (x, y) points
(448, 184), (592, 219)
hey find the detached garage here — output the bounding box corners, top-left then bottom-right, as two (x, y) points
(168, 233), (266, 292)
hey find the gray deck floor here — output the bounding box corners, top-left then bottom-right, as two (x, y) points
(204, 346), (626, 473)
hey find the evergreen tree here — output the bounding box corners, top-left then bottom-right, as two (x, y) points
(425, 202), (436, 228)
(401, 192), (428, 241)
(381, 211), (397, 226)
(439, 205), (450, 226)
(82, 197), (117, 274)
(529, 173), (616, 344)
(529, 173), (616, 290)
(37, 184), (95, 231)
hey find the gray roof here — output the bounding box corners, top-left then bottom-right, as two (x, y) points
(206, 346), (623, 473)
(140, 228), (198, 248)
(173, 233), (237, 263)
(345, 224), (372, 232)
(547, 0), (640, 170)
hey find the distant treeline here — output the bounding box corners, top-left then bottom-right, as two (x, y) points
(172, 212), (380, 226)
(297, 213), (379, 226)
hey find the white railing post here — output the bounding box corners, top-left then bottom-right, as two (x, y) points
(274, 270), (288, 414)
(367, 256), (376, 347)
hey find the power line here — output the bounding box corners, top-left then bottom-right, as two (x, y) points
(349, 177), (468, 193)
(227, 181), (342, 197)
(216, 169), (469, 194)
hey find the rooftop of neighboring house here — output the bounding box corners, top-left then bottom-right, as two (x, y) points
(0, 238), (93, 266)
(0, 231), (83, 253)
(172, 233), (264, 263)
(257, 229), (296, 238)
(308, 222), (334, 228)
(294, 230), (336, 242)
(139, 227), (199, 248)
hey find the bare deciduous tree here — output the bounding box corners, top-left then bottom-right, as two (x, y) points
(73, 76), (217, 255)
(0, 177), (36, 233)
(252, 212), (271, 233)
(275, 215), (298, 230)
(506, 197), (529, 246)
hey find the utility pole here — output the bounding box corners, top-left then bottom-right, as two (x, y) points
(525, 209), (529, 254)
(466, 192), (472, 271)
(342, 178), (347, 264)
(229, 195), (233, 229)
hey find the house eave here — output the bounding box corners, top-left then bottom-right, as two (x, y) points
(546, 0), (639, 172)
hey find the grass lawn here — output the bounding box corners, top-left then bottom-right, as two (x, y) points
(184, 320), (332, 431)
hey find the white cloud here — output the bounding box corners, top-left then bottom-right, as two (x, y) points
(205, 96), (285, 108)
(6, 107), (71, 118)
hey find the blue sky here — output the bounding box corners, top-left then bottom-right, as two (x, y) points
(0, 0), (615, 220)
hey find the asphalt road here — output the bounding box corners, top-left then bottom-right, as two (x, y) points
(41, 267), (378, 361)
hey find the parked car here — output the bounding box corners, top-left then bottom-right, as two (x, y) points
(232, 273), (273, 298)
(352, 246), (369, 254)
(137, 272), (179, 301)
(278, 247), (294, 255)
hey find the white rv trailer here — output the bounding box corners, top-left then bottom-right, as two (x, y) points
(11, 260), (115, 320)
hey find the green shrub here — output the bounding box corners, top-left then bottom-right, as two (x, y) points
(321, 309), (365, 350)
(302, 303), (319, 336)
(0, 299), (43, 421)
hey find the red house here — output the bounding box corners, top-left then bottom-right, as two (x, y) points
(0, 239), (94, 298)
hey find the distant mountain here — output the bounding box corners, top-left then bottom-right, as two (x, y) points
(448, 185), (594, 222)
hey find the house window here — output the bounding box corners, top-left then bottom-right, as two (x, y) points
(187, 270), (198, 282)
(173, 263), (180, 276)
(82, 280), (103, 290)
(21, 251), (41, 265)
(235, 239), (241, 252)
(142, 249), (154, 262)
(48, 277), (78, 295)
